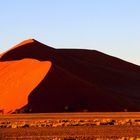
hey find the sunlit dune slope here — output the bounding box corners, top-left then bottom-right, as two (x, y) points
(0, 39), (140, 112)
(0, 59), (51, 113)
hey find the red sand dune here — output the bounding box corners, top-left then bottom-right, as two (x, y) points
(0, 39), (140, 113)
(0, 59), (51, 113)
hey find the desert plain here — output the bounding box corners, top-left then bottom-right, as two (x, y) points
(0, 112), (140, 139)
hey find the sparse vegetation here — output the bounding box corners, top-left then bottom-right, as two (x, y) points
(0, 118), (140, 128)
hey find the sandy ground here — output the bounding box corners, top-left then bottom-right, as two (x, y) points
(0, 113), (140, 139)
(0, 126), (140, 139)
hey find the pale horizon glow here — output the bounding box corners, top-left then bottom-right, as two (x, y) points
(0, 0), (140, 65)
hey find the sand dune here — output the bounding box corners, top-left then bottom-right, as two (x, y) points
(0, 39), (140, 113)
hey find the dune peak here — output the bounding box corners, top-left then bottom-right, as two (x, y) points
(15, 38), (37, 48)
(0, 39), (39, 58)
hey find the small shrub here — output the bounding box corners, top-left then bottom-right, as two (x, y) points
(22, 124), (29, 128)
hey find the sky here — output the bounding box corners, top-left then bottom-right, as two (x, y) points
(0, 0), (140, 65)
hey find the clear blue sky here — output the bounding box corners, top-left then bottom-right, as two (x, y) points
(0, 0), (140, 65)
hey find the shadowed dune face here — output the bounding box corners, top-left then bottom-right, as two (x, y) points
(27, 64), (130, 112)
(0, 59), (51, 113)
(0, 39), (140, 113)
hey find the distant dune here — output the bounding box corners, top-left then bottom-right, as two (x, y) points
(0, 39), (140, 113)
